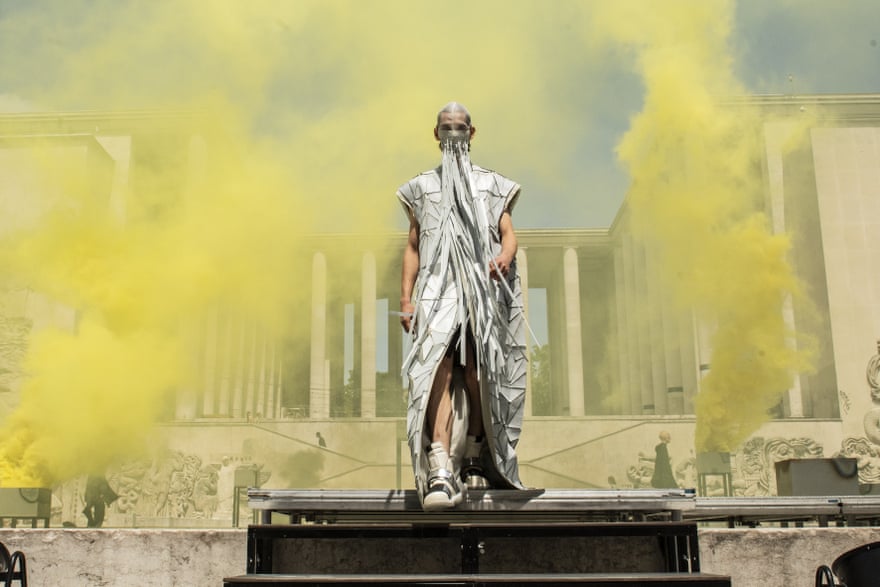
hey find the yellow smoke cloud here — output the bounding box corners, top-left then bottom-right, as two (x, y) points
(0, 0), (822, 486)
(585, 0), (815, 451)
(0, 0), (581, 486)
(0, 114), (316, 486)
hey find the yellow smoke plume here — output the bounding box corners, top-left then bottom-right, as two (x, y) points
(0, 116), (315, 486)
(585, 0), (815, 451)
(0, 0), (824, 486)
(0, 0), (580, 486)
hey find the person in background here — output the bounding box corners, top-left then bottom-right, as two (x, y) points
(651, 431), (678, 489)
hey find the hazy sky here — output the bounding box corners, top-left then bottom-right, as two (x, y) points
(543, 0), (880, 228)
(0, 1), (877, 230)
(535, 0), (880, 229)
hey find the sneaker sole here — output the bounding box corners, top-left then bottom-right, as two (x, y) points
(423, 492), (455, 510)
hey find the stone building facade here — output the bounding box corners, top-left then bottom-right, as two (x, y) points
(1, 95), (880, 526)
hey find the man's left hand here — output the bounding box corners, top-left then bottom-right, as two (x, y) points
(489, 253), (512, 280)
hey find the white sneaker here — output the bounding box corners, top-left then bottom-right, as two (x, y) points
(423, 442), (462, 510)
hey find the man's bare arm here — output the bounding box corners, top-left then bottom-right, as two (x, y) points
(400, 219), (420, 332)
(490, 210), (518, 280)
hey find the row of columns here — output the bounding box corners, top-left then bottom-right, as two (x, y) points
(608, 228), (700, 415)
(176, 237), (707, 421)
(177, 307), (284, 420)
(307, 245), (589, 419)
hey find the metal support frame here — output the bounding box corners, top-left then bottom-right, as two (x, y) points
(246, 521), (701, 575)
(247, 488), (695, 524)
(697, 473), (732, 498)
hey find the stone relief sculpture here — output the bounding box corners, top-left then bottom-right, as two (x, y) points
(625, 452), (656, 488)
(827, 339), (880, 487)
(620, 437), (822, 496)
(191, 465), (220, 519)
(0, 314), (32, 397)
(675, 457), (698, 491)
(834, 436), (880, 485)
(736, 436), (823, 496)
(108, 454), (200, 520)
(47, 450), (271, 526)
(817, 341), (880, 486)
(867, 340), (880, 402)
(862, 340), (880, 446)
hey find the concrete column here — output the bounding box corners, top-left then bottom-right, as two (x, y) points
(218, 316), (240, 417)
(310, 252), (329, 419)
(254, 334), (272, 415)
(324, 359), (331, 417)
(546, 267), (565, 415)
(361, 252), (377, 418)
(678, 308), (699, 414)
(661, 289), (684, 415)
(693, 314), (714, 399)
(202, 306), (219, 416)
(260, 337), (271, 420)
(175, 320), (200, 420)
(239, 326), (263, 417)
(231, 321), (248, 419)
(563, 247), (585, 417)
(170, 135), (201, 420)
(611, 244), (628, 415)
(255, 340), (276, 418)
(621, 235), (641, 415)
(764, 120), (804, 417)
(267, 343), (281, 419)
(645, 245), (668, 415)
(633, 242), (655, 416)
(517, 248), (532, 417)
(93, 135), (133, 224)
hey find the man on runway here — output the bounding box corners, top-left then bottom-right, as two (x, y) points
(398, 102), (528, 510)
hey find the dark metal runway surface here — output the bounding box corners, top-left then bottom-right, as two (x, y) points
(248, 488), (880, 526)
(248, 488), (697, 523)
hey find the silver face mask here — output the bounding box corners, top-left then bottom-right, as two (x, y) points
(438, 128), (470, 145)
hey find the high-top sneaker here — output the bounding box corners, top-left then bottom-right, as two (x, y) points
(423, 442), (462, 510)
(461, 435), (490, 489)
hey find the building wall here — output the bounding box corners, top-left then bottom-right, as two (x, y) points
(811, 127), (880, 432)
(2, 100), (880, 527)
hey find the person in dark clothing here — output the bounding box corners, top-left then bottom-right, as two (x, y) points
(83, 475), (119, 528)
(650, 431), (678, 489)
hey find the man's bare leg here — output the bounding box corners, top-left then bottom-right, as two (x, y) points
(462, 340), (489, 488)
(423, 351), (461, 509)
(464, 340), (483, 437)
(426, 353), (454, 453)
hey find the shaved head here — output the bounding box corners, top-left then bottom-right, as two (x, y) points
(437, 102), (472, 127)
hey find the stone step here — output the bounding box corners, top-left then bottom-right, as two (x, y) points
(224, 572), (732, 586)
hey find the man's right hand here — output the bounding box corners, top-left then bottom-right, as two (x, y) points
(400, 300), (415, 333)
(401, 219), (420, 334)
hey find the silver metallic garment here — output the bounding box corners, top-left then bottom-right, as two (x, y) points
(397, 140), (527, 502)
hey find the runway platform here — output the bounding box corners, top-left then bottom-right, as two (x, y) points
(684, 495), (880, 526)
(246, 488), (696, 523)
(226, 489), (732, 586)
(246, 488), (880, 526)
(3, 489), (880, 584)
